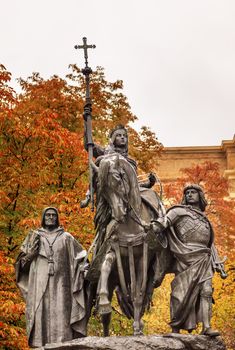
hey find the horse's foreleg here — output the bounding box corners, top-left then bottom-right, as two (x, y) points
(98, 250), (116, 315)
(133, 257), (144, 336)
(101, 310), (112, 337)
(133, 244), (148, 336)
(101, 283), (115, 337)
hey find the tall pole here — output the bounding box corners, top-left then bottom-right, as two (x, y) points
(75, 37), (96, 211)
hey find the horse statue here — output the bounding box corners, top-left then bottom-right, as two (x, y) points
(86, 153), (169, 336)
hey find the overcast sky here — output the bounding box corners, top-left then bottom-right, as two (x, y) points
(1, 0), (235, 146)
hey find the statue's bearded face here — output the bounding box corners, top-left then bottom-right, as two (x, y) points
(185, 188), (200, 206)
(44, 209), (58, 229)
(113, 129), (128, 147)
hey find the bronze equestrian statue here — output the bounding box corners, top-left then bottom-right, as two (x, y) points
(82, 124), (167, 336)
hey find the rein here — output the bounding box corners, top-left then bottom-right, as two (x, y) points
(118, 166), (146, 229)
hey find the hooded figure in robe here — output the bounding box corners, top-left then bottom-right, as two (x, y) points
(15, 207), (88, 348)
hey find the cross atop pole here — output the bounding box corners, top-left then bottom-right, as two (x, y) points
(74, 37), (96, 211)
(74, 37), (96, 68)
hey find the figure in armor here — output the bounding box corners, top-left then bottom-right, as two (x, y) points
(151, 184), (226, 336)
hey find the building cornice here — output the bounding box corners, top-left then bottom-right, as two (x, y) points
(162, 135), (235, 155)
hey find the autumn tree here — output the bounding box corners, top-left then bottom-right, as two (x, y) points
(0, 64), (16, 110)
(0, 65), (29, 349)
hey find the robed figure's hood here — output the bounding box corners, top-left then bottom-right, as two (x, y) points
(41, 206), (60, 228)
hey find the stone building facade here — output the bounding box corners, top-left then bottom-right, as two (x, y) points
(157, 135), (235, 198)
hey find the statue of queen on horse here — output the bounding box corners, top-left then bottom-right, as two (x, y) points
(82, 120), (169, 336)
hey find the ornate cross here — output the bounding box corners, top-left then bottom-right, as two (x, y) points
(74, 37), (96, 211)
(75, 37), (96, 67)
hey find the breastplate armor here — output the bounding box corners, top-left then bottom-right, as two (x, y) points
(175, 211), (211, 246)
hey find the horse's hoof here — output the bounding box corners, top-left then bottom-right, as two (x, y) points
(98, 294), (112, 315)
(134, 329), (144, 336)
(98, 303), (112, 315)
(133, 321), (144, 336)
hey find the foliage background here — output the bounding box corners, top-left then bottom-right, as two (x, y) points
(0, 64), (234, 349)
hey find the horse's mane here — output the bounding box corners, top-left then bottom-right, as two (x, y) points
(98, 154), (142, 215)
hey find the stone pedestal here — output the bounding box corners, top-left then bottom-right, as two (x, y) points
(40, 334), (226, 350)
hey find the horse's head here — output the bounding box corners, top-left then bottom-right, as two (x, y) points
(95, 154), (141, 223)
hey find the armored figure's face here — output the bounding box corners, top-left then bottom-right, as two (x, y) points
(113, 129), (128, 147)
(44, 209), (58, 229)
(185, 188), (200, 206)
